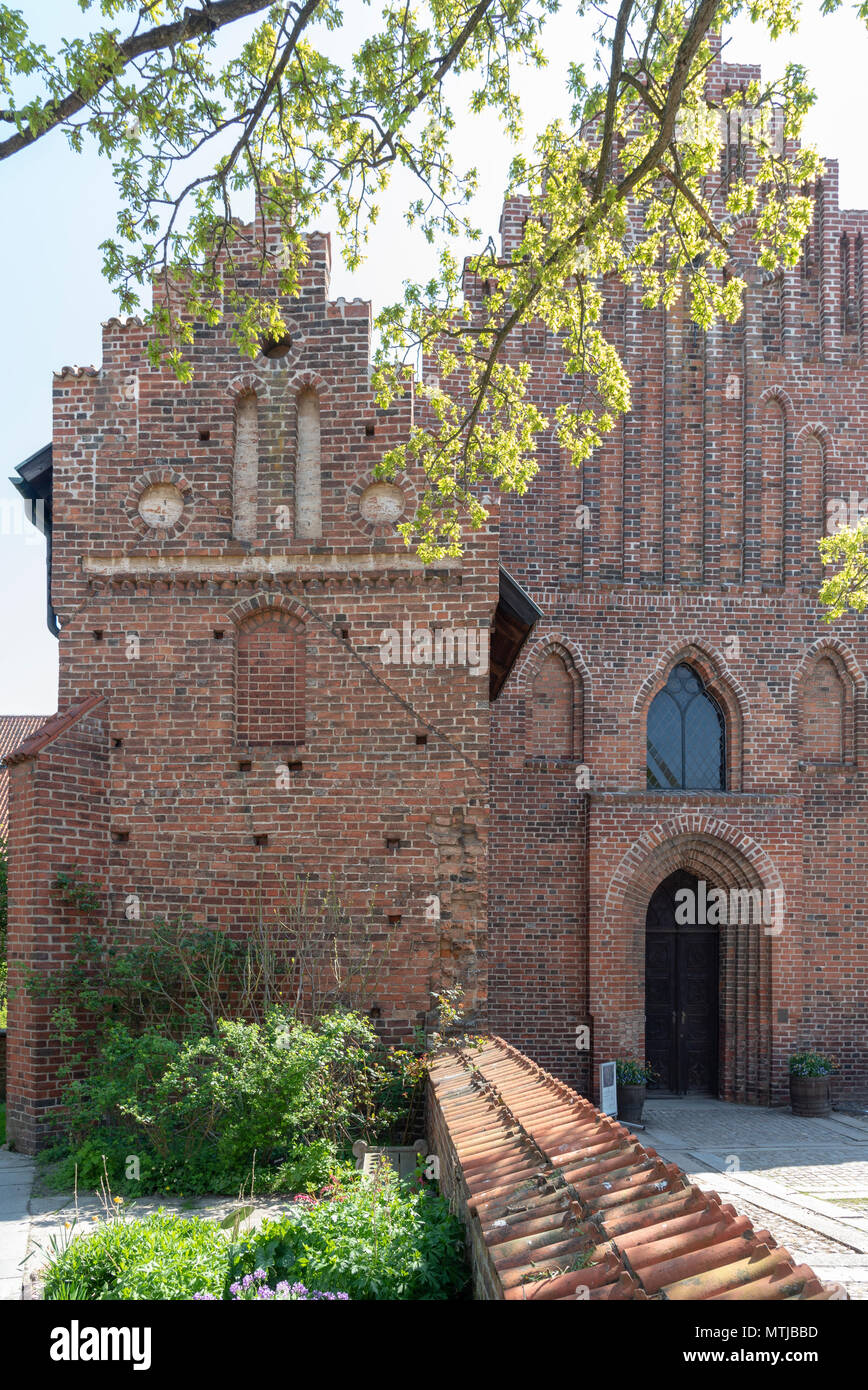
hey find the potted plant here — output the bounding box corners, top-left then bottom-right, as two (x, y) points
(789, 1051), (836, 1117)
(615, 1059), (656, 1124)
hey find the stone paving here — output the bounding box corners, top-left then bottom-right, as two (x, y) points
(0, 1149), (35, 1302)
(641, 1097), (868, 1300)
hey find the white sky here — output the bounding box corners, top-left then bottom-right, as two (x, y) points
(2, 2), (867, 715)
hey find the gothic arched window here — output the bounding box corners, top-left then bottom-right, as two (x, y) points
(647, 663), (726, 790)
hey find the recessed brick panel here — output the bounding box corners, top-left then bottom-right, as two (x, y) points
(235, 612), (305, 746)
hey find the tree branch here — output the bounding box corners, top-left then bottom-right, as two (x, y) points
(0, 0), (280, 162)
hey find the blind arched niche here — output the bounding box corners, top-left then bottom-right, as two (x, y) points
(295, 388), (322, 538)
(232, 392), (259, 542)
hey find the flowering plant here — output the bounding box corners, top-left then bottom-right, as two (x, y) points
(789, 1051), (836, 1077)
(194, 1271), (349, 1301)
(615, 1059), (657, 1086)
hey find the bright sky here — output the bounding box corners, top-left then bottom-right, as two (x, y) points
(2, 1), (867, 716)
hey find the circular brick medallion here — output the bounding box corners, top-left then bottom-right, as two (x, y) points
(358, 482), (406, 525)
(137, 482), (185, 529)
(124, 468), (194, 539)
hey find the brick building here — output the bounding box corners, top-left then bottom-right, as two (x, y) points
(5, 46), (868, 1151)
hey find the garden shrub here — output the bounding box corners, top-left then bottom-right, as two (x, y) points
(51, 1008), (424, 1195)
(43, 1212), (229, 1301)
(230, 1165), (468, 1300)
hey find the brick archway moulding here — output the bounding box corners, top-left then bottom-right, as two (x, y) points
(789, 635), (864, 766)
(226, 592), (308, 628)
(510, 630), (591, 760)
(510, 629), (593, 702)
(788, 635), (865, 701)
(592, 816), (784, 1105)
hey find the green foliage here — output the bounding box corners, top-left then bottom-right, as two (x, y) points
(789, 1050), (836, 1077)
(374, 2), (826, 558)
(42, 1170), (467, 1301)
(43, 1211), (229, 1301)
(0, 2), (856, 558)
(28, 917), (247, 1038)
(819, 520), (868, 621)
(615, 1058), (656, 1085)
(29, 878), (399, 1037)
(49, 1008), (424, 1195)
(53, 869), (102, 916)
(231, 1164), (468, 1300)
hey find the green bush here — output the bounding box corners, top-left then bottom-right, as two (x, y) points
(43, 1212), (229, 1301)
(231, 1165), (468, 1300)
(51, 1008), (423, 1195)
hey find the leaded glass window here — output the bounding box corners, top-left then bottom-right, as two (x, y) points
(647, 663), (726, 790)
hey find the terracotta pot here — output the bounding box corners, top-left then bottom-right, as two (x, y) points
(789, 1073), (832, 1117)
(617, 1082), (646, 1124)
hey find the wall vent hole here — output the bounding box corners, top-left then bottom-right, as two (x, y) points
(239, 760), (252, 773)
(112, 830), (129, 844)
(415, 734), (428, 747)
(253, 833), (269, 846)
(198, 428), (211, 442)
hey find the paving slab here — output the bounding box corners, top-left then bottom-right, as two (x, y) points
(0, 1151), (35, 1301)
(642, 1098), (868, 1299)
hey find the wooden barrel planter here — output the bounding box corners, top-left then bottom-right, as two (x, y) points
(790, 1074), (832, 1117)
(617, 1083), (646, 1124)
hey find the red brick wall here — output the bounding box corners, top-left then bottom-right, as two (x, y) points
(485, 48), (868, 1104)
(7, 216), (497, 1152)
(5, 707), (110, 1152)
(235, 610), (305, 745)
(9, 44), (868, 1141)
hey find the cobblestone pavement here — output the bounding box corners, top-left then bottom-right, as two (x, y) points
(642, 1098), (868, 1300)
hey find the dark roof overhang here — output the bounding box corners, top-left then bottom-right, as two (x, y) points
(11, 443), (57, 637)
(489, 565), (543, 700)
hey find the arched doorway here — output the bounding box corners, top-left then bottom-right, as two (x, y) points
(594, 817), (782, 1105)
(645, 869), (719, 1096)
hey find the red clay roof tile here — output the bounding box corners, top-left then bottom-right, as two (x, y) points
(428, 1037), (846, 1301)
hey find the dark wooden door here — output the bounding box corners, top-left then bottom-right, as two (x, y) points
(645, 870), (719, 1095)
